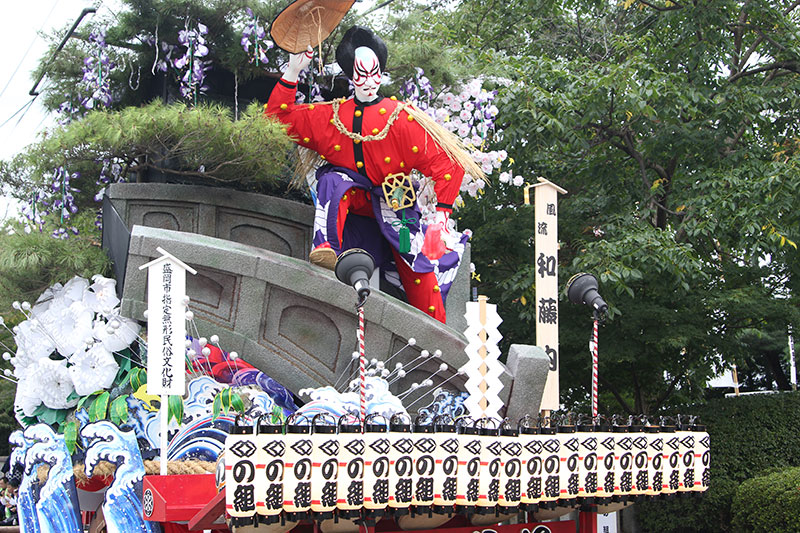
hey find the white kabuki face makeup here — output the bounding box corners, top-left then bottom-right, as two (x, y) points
(352, 46), (382, 102)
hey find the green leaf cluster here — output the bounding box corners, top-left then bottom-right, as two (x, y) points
(638, 392), (800, 532)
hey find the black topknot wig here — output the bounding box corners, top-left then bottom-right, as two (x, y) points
(335, 26), (388, 80)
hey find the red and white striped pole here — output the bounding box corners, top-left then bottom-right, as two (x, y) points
(591, 318), (599, 418)
(358, 306), (367, 426)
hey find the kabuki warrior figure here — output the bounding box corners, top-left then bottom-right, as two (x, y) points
(266, 25), (484, 323)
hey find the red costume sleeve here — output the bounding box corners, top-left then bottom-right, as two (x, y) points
(400, 110), (464, 213)
(264, 78), (331, 154)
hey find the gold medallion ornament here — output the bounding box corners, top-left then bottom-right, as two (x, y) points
(381, 173), (416, 211)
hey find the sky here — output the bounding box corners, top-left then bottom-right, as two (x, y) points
(0, 0), (102, 220)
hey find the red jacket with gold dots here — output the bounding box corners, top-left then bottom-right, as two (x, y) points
(265, 78), (464, 213)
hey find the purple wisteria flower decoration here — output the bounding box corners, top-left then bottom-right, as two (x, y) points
(173, 21), (211, 102)
(21, 167), (82, 237)
(93, 158), (126, 231)
(296, 68), (324, 104)
(81, 28), (114, 110)
(241, 8), (274, 65)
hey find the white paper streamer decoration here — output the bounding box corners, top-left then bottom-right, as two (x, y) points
(461, 297), (504, 420)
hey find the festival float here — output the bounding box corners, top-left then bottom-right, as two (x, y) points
(3, 1), (709, 533)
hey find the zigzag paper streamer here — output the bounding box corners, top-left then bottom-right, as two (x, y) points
(460, 296), (504, 420)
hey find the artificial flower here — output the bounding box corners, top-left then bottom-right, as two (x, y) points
(83, 274), (120, 314)
(68, 344), (119, 396)
(93, 315), (140, 352)
(30, 359), (78, 410)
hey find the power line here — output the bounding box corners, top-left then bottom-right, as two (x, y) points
(0, 98), (37, 130)
(0, 0), (63, 101)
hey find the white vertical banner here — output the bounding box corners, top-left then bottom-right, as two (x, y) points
(526, 178), (567, 411)
(141, 249), (195, 395)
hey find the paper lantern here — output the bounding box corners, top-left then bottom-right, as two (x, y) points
(309, 420), (338, 516)
(432, 421), (459, 510)
(644, 425), (663, 496)
(226, 425), (258, 520)
(387, 419), (414, 512)
(256, 424), (286, 520)
(281, 422), (313, 517)
(337, 423), (365, 515)
(362, 420), (390, 514)
(557, 425), (581, 502)
(410, 423), (436, 509)
(455, 424), (481, 509)
(518, 424), (544, 508)
(675, 422), (694, 493)
(538, 427), (561, 505)
(476, 425), (502, 511)
(692, 423), (710, 493)
(613, 425), (633, 498)
(661, 421), (680, 495)
(627, 424), (648, 496)
(594, 423), (615, 500)
(577, 424), (599, 499)
(498, 425), (522, 510)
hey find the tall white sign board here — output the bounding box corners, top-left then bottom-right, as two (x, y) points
(526, 178), (567, 412)
(139, 247), (196, 475)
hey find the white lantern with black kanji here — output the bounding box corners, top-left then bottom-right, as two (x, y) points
(226, 427), (258, 521)
(593, 424), (615, 501)
(628, 424), (648, 497)
(363, 421), (391, 513)
(410, 423), (437, 509)
(432, 422), (459, 510)
(497, 426), (522, 510)
(308, 421), (339, 517)
(692, 424), (710, 493)
(337, 423), (365, 515)
(577, 424), (599, 499)
(675, 422), (694, 493)
(256, 424), (286, 521)
(538, 427), (562, 505)
(518, 426), (544, 508)
(613, 426), (633, 498)
(661, 422), (681, 495)
(556, 425), (581, 502)
(282, 422), (313, 517)
(455, 425), (481, 510)
(387, 420), (415, 513)
(476, 425), (502, 512)
(644, 425), (664, 497)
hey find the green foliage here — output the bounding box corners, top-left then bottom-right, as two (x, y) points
(731, 467), (800, 533)
(2, 101), (293, 207)
(62, 421), (79, 455)
(88, 391), (110, 422)
(109, 395), (130, 426)
(639, 392), (800, 532)
(167, 394), (184, 425)
(212, 388), (244, 420)
(129, 367), (147, 391)
(0, 213), (109, 311)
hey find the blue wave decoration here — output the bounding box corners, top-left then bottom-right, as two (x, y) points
(82, 421), (161, 533)
(23, 424), (82, 533)
(10, 430), (40, 533)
